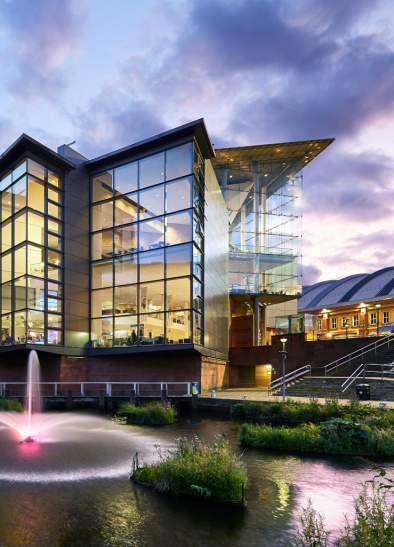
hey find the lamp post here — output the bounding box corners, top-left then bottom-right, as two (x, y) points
(344, 319), (349, 339)
(376, 304), (381, 336)
(280, 337), (288, 402)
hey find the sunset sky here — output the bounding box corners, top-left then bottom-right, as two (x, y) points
(1, 0), (393, 285)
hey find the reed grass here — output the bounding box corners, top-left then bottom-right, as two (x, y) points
(0, 398), (23, 412)
(133, 436), (247, 505)
(118, 401), (176, 425)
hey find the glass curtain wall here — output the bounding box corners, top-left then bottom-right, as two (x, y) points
(90, 142), (204, 348)
(0, 159), (63, 345)
(216, 159), (302, 296)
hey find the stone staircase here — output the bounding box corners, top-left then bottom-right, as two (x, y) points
(285, 376), (394, 401)
(271, 335), (394, 401)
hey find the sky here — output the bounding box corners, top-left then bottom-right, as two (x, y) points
(1, 0), (394, 285)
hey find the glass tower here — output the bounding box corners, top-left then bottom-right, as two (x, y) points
(0, 158), (63, 345)
(89, 141), (205, 348)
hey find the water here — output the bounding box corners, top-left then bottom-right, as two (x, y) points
(0, 350), (45, 442)
(0, 352), (392, 545)
(0, 414), (392, 547)
(25, 350), (42, 434)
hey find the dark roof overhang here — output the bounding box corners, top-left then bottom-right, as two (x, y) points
(86, 118), (215, 172)
(0, 133), (75, 175)
(213, 138), (334, 194)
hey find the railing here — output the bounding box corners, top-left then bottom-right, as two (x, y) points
(324, 334), (394, 376)
(0, 381), (192, 398)
(341, 362), (394, 393)
(269, 364), (311, 395)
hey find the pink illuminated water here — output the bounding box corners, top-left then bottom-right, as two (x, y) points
(25, 350), (42, 438)
(0, 350), (64, 441)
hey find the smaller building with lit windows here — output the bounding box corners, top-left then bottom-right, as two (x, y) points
(298, 267), (394, 340)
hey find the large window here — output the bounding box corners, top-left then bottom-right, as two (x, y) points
(0, 159), (63, 345)
(90, 141), (203, 347)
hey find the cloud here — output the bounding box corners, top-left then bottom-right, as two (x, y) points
(303, 264), (323, 285)
(304, 148), (394, 222)
(73, 92), (166, 157)
(0, 0), (85, 101)
(0, 116), (17, 150)
(52, 0), (394, 282)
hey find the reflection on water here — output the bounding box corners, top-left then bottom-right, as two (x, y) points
(0, 415), (392, 547)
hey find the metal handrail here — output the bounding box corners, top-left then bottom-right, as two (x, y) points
(325, 334), (394, 375)
(341, 362), (394, 393)
(269, 364), (311, 394)
(0, 381), (192, 398)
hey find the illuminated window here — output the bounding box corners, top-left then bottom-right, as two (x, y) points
(0, 159), (63, 345)
(89, 141), (203, 347)
(331, 317), (337, 329)
(370, 312), (377, 326)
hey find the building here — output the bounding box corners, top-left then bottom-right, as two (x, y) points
(0, 119), (332, 389)
(298, 267), (394, 340)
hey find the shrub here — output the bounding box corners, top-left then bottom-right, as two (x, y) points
(133, 436), (247, 505)
(294, 500), (329, 547)
(118, 401), (176, 426)
(0, 398), (23, 412)
(231, 399), (345, 426)
(240, 423), (321, 453)
(232, 399), (394, 431)
(240, 421), (394, 457)
(294, 471), (394, 546)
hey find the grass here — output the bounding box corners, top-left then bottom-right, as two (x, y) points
(132, 436), (247, 506)
(232, 399), (394, 428)
(294, 468), (394, 546)
(117, 401), (177, 425)
(0, 398), (23, 411)
(240, 419), (394, 457)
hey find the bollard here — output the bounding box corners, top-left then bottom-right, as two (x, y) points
(66, 389), (73, 410)
(161, 384), (168, 402)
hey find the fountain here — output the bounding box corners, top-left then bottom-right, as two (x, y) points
(0, 350), (43, 442)
(23, 350), (42, 442)
(0, 350), (162, 483)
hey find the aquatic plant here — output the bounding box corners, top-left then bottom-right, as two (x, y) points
(118, 401), (177, 425)
(294, 469), (394, 546)
(132, 435), (247, 505)
(240, 420), (394, 457)
(0, 398), (23, 412)
(293, 500), (329, 547)
(232, 399), (394, 429)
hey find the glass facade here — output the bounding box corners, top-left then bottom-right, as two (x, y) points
(90, 142), (204, 348)
(214, 150), (302, 296)
(0, 159), (63, 345)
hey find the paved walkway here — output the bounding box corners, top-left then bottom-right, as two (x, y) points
(201, 388), (394, 408)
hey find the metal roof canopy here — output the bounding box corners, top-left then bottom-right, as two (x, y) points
(213, 138), (334, 195)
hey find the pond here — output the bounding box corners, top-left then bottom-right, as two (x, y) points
(0, 412), (391, 546)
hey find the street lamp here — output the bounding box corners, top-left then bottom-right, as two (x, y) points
(344, 319), (349, 339)
(280, 337), (288, 402)
(376, 304), (381, 336)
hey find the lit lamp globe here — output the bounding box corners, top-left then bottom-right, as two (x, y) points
(280, 338), (287, 351)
